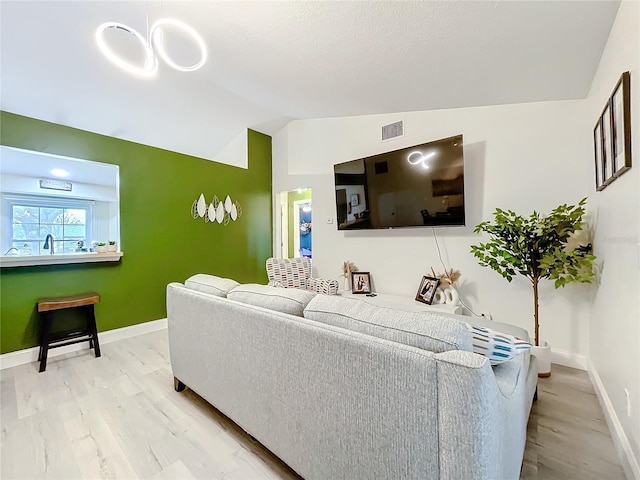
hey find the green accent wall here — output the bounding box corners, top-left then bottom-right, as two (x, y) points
(0, 112), (272, 354)
(287, 189), (312, 258)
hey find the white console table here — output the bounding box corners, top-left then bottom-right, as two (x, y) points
(339, 291), (463, 315)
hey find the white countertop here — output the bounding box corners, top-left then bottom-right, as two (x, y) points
(0, 252), (123, 268)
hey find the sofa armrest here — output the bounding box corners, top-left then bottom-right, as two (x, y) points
(435, 350), (537, 480)
(305, 277), (339, 295)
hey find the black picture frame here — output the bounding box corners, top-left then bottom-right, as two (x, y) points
(593, 119), (605, 191)
(351, 271), (371, 294)
(415, 276), (440, 305)
(602, 103), (614, 185)
(611, 72), (632, 178)
(595, 71), (632, 191)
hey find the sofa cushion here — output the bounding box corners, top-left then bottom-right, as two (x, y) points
(464, 323), (531, 366)
(303, 295), (472, 353)
(185, 274), (240, 297)
(228, 284), (316, 317)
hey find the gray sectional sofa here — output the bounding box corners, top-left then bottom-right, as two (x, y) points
(167, 278), (538, 480)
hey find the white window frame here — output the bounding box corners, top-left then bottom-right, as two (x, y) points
(2, 194), (94, 254)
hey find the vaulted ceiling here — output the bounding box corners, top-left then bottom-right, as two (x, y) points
(0, 1), (620, 162)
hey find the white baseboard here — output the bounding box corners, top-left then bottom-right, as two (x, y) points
(588, 359), (640, 480)
(551, 347), (589, 370)
(0, 318), (167, 370)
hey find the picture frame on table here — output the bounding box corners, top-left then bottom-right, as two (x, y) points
(415, 275), (440, 305)
(351, 272), (371, 294)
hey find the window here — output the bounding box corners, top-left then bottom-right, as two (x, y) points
(4, 195), (93, 255)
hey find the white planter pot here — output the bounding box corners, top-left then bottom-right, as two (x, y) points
(107, 244), (117, 252)
(96, 245), (107, 253)
(531, 341), (551, 377)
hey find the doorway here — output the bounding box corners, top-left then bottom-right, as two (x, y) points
(275, 188), (312, 259)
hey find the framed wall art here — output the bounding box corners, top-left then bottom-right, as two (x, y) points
(611, 72), (632, 177)
(594, 71), (632, 191)
(603, 103), (614, 184)
(593, 120), (605, 191)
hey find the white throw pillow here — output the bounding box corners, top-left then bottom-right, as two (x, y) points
(228, 284), (316, 317)
(184, 274), (240, 297)
(464, 323), (531, 366)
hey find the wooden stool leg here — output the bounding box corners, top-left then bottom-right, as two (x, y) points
(39, 312), (53, 373)
(86, 305), (101, 358)
(37, 330), (44, 362)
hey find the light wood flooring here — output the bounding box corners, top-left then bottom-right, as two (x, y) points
(522, 364), (626, 480)
(0, 330), (626, 480)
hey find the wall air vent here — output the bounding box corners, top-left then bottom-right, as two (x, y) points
(382, 120), (404, 141)
(40, 178), (72, 191)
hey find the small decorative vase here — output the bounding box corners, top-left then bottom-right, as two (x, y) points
(531, 341), (551, 377)
(443, 286), (460, 305)
(343, 276), (350, 292)
(432, 288), (446, 304)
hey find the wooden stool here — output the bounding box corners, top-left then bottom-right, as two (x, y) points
(37, 292), (101, 372)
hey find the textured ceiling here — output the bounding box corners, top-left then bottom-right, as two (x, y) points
(0, 1), (620, 162)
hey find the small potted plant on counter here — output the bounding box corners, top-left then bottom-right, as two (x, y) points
(96, 242), (107, 253)
(107, 241), (117, 252)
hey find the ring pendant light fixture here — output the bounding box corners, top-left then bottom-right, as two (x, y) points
(95, 18), (207, 77)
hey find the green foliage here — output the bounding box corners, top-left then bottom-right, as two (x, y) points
(471, 199), (596, 343)
(471, 198), (595, 287)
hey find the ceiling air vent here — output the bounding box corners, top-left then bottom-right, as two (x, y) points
(382, 120), (404, 141)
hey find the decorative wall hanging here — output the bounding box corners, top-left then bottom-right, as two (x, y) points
(191, 194), (242, 226)
(594, 71), (631, 191)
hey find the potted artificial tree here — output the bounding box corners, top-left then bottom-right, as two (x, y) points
(470, 198), (596, 377)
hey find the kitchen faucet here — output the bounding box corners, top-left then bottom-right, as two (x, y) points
(43, 234), (55, 255)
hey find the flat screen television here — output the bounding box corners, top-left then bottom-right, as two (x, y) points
(334, 134), (465, 230)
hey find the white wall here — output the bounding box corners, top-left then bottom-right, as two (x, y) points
(273, 98), (592, 356)
(586, 1), (640, 477)
(214, 129), (248, 169)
